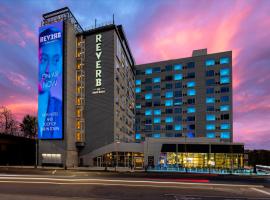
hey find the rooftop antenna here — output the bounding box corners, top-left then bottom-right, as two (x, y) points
(113, 14), (115, 24)
(95, 18), (97, 28)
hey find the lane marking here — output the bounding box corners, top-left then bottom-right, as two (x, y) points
(251, 188), (270, 196)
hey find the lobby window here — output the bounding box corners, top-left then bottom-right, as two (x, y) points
(153, 133), (160, 138)
(206, 114), (215, 121)
(220, 76), (230, 84)
(145, 93), (152, 100)
(153, 77), (161, 83)
(165, 116), (173, 123)
(206, 88), (214, 94)
(207, 106), (215, 111)
(175, 82), (182, 88)
(221, 87), (229, 93)
(206, 79), (215, 86)
(175, 124), (182, 131)
(220, 57), (230, 64)
(154, 109), (161, 115)
(145, 68), (152, 74)
(135, 79), (141, 85)
(206, 97), (215, 103)
(166, 65), (173, 71)
(174, 98), (182, 106)
(135, 104), (141, 109)
(145, 109), (152, 116)
(154, 117), (161, 124)
(187, 107), (196, 113)
(220, 68), (230, 76)
(221, 123), (230, 130)
(174, 91), (182, 97)
(221, 132), (230, 139)
(187, 89), (196, 96)
(165, 100), (173, 106)
(206, 124), (215, 130)
(174, 64), (182, 71)
(187, 132), (195, 138)
(174, 74), (183, 81)
(187, 81), (195, 88)
(187, 62), (195, 68)
(206, 70), (215, 77)
(135, 133), (141, 140)
(165, 91), (173, 98)
(221, 96), (229, 102)
(207, 132), (215, 138)
(220, 105), (230, 111)
(205, 59), (215, 66)
(153, 67), (161, 73)
(166, 83), (173, 89)
(135, 87), (141, 93)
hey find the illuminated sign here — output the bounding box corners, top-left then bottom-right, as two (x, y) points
(38, 21), (63, 139)
(92, 34), (105, 94)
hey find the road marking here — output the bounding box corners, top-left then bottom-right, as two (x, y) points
(251, 188), (270, 196)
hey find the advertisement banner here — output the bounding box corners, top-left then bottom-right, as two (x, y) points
(38, 21), (63, 139)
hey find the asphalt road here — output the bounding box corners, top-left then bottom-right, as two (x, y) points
(0, 168), (269, 200)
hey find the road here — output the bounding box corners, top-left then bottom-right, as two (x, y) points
(0, 169), (269, 199)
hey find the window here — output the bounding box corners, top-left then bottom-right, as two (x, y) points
(145, 125), (152, 131)
(206, 97), (215, 103)
(188, 124), (195, 130)
(153, 101), (160, 106)
(221, 123), (230, 130)
(220, 57), (230, 64)
(153, 85), (160, 90)
(165, 91), (173, 98)
(221, 114), (230, 120)
(206, 124), (215, 130)
(174, 64), (182, 70)
(187, 132), (195, 138)
(206, 88), (214, 94)
(153, 133), (160, 138)
(187, 98), (195, 104)
(220, 68), (230, 76)
(145, 102), (152, 107)
(166, 108), (173, 114)
(175, 116), (182, 122)
(145, 118), (152, 124)
(135, 133), (141, 140)
(187, 62), (195, 68)
(174, 98), (182, 105)
(136, 70), (141, 75)
(165, 75), (173, 81)
(187, 89), (196, 96)
(145, 85), (152, 91)
(174, 108), (182, 113)
(145, 93), (152, 100)
(221, 132), (230, 139)
(221, 87), (229, 93)
(221, 96), (229, 102)
(220, 76), (230, 84)
(135, 80), (141, 85)
(174, 74), (183, 80)
(175, 82), (182, 88)
(207, 132), (215, 138)
(220, 105), (230, 111)
(187, 72), (195, 78)
(205, 59), (215, 66)
(187, 107), (196, 113)
(135, 87), (141, 93)
(206, 70), (215, 77)
(206, 114), (215, 121)
(175, 133), (182, 137)
(187, 116), (195, 121)
(154, 125), (160, 130)
(166, 125), (173, 130)
(154, 109), (161, 115)
(145, 78), (152, 83)
(206, 79), (215, 86)
(154, 117), (161, 124)
(174, 91), (181, 97)
(165, 116), (173, 123)
(145, 68), (152, 74)
(165, 100), (173, 106)
(166, 83), (173, 89)
(153, 77), (160, 83)
(166, 65), (173, 71)
(153, 67), (161, 73)
(145, 109), (152, 116)
(207, 106), (215, 111)
(136, 104), (141, 109)
(187, 81), (195, 87)
(136, 94), (141, 99)
(175, 124), (182, 131)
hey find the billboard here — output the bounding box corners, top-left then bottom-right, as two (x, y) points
(38, 21), (63, 139)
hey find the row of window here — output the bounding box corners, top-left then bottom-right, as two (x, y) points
(205, 57), (230, 66)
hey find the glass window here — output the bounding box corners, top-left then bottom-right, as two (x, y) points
(206, 70), (215, 77)
(206, 124), (215, 130)
(154, 117), (161, 124)
(206, 114), (215, 121)
(220, 105), (230, 111)
(145, 85), (152, 91)
(153, 133), (160, 138)
(187, 116), (195, 121)
(206, 88), (214, 94)
(206, 97), (215, 103)
(206, 79), (215, 86)
(135, 104), (141, 109)
(187, 107), (196, 113)
(221, 96), (229, 102)
(221, 132), (230, 139)
(145, 68), (152, 74)
(221, 123), (230, 130)
(187, 132), (195, 138)
(153, 85), (160, 90)
(174, 98), (182, 105)
(166, 65), (173, 71)
(205, 59), (215, 66)
(135, 133), (141, 140)
(174, 108), (182, 113)
(221, 114), (230, 120)
(145, 109), (152, 116)
(174, 64), (182, 70)
(145, 118), (152, 124)
(136, 94), (141, 99)
(165, 108), (173, 114)
(207, 132), (215, 138)
(153, 101), (160, 106)
(175, 116), (182, 122)
(145, 78), (152, 83)
(166, 125), (173, 130)
(154, 125), (160, 130)
(175, 82), (182, 88)
(166, 83), (173, 89)
(221, 87), (229, 93)
(165, 116), (173, 123)
(135, 87), (141, 93)
(187, 81), (195, 87)
(220, 57), (230, 64)
(153, 77), (160, 83)
(165, 100), (173, 106)
(174, 74), (183, 80)
(165, 91), (173, 98)
(174, 91), (181, 97)
(145, 93), (152, 100)
(153, 67), (161, 73)
(220, 76), (230, 84)
(207, 106), (215, 111)
(135, 80), (141, 85)
(187, 72), (195, 78)
(220, 68), (230, 76)
(187, 89), (196, 96)
(188, 124), (195, 130)
(153, 92), (160, 98)
(187, 98), (195, 104)
(187, 62), (195, 68)
(174, 124), (182, 131)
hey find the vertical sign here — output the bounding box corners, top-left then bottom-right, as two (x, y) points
(38, 21), (63, 139)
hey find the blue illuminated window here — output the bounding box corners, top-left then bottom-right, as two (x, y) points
(187, 89), (196, 96)
(174, 74), (182, 80)
(174, 64), (182, 70)
(220, 76), (230, 84)
(174, 124), (182, 131)
(206, 114), (215, 121)
(206, 124), (215, 130)
(145, 109), (152, 116)
(153, 133), (160, 138)
(154, 109), (161, 115)
(135, 104), (141, 109)
(165, 91), (173, 98)
(135, 133), (141, 140)
(145, 93), (152, 100)
(220, 57), (230, 64)
(135, 80), (141, 85)
(154, 117), (161, 124)
(135, 87), (141, 93)
(207, 132), (215, 138)
(220, 68), (230, 76)
(174, 98), (182, 105)
(206, 97), (215, 103)
(221, 132), (230, 139)
(187, 132), (195, 138)
(205, 59), (215, 66)
(187, 81), (195, 87)
(165, 100), (173, 106)
(221, 96), (229, 102)
(165, 116), (173, 123)
(145, 68), (152, 74)
(153, 77), (160, 83)
(220, 105), (230, 111)
(221, 123), (230, 130)
(187, 107), (196, 113)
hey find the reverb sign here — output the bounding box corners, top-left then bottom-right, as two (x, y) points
(92, 33), (105, 94)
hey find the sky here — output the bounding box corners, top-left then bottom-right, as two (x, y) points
(0, 0), (269, 149)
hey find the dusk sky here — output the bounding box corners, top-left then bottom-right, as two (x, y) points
(0, 0), (269, 149)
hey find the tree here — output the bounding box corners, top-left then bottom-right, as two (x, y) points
(20, 115), (37, 138)
(0, 106), (18, 134)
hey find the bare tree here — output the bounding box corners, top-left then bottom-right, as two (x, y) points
(0, 106), (18, 134)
